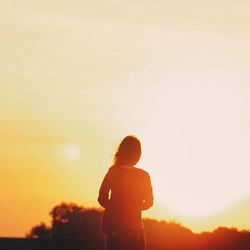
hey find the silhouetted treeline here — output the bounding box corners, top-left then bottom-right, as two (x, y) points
(27, 202), (250, 250)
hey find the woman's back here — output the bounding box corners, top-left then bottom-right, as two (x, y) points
(99, 166), (153, 234)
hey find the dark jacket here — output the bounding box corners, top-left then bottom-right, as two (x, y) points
(98, 166), (153, 235)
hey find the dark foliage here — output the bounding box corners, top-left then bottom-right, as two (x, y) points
(27, 202), (250, 250)
(26, 223), (51, 239)
(49, 202), (104, 250)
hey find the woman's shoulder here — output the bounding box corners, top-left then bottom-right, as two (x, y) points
(107, 165), (122, 174)
(108, 165), (150, 177)
(134, 167), (150, 177)
(107, 165), (116, 173)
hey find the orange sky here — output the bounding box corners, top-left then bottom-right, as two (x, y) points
(1, 0), (250, 237)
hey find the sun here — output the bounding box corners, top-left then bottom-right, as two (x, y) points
(64, 144), (82, 160)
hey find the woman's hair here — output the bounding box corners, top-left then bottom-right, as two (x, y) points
(113, 135), (141, 167)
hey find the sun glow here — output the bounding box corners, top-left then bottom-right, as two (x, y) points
(64, 144), (82, 160)
(138, 83), (250, 218)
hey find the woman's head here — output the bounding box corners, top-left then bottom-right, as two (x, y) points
(113, 135), (141, 166)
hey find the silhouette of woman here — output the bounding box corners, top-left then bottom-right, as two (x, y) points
(98, 136), (153, 250)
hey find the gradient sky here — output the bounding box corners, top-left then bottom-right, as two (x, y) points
(1, 0), (250, 237)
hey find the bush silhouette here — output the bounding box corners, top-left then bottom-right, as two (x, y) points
(26, 223), (51, 239)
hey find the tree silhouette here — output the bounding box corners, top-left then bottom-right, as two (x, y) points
(26, 223), (51, 239)
(27, 202), (250, 250)
(50, 202), (104, 250)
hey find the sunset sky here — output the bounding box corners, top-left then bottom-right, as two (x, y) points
(1, 0), (250, 237)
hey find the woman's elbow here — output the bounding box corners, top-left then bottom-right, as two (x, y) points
(142, 199), (153, 210)
(98, 196), (108, 208)
(98, 197), (105, 208)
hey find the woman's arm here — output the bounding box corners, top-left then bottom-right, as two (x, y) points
(141, 172), (153, 210)
(98, 169), (111, 208)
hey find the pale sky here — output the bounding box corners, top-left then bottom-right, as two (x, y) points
(0, 0), (250, 236)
